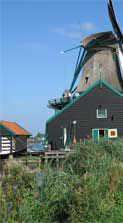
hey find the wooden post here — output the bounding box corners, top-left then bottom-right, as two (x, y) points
(56, 153), (59, 169)
(0, 136), (1, 153)
(45, 158), (48, 165)
(9, 136), (14, 159)
(0, 159), (4, 179)
(40, 154), (43, 166)
(10, 136), (13, 154)
(25, 153), (28, 166)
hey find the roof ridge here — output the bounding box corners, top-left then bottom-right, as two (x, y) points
(0, 120), (31, 136)
(46, 80), (123, 125)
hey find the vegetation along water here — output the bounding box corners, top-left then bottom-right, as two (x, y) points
(0, 139), (123, 223)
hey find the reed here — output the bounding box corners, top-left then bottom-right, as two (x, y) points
(0, 138), (123, 222)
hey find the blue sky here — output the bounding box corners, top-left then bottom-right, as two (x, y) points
(1, 0), (123, 135)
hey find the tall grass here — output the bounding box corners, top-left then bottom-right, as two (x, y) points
(0, 139), (123, 222)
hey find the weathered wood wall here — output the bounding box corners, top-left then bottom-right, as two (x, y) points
(77, 32), (123, 93)
(47, 82), (123, 149)
(0, 126), (28, 155)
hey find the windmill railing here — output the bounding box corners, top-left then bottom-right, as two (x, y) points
(48, 96), (73, 109)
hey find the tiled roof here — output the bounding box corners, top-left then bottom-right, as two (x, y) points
(0, 120), (32, 136)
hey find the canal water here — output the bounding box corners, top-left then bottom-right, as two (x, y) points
(27, 143), (46, 152)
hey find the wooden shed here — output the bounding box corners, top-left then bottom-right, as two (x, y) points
(46, 80), (123, 150)
(0, 120), (31, 155)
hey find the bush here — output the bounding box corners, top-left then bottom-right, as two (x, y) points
(0, 139), (123, 222)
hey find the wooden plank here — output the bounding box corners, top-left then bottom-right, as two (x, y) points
(43, 155), (65, 159)
(44, 150), (66, 154)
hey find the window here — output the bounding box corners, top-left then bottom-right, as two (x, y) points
(92, 129), (108, 141)
(92, 128), (118, 141)
(96, 108), (107, 118)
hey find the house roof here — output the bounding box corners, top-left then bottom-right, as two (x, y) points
(0, 120), (32, 136)
(46, 79), (123, 125)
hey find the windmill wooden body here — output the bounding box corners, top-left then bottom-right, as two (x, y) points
(46, 0), (123, 150)
(76, 31), (123, 93)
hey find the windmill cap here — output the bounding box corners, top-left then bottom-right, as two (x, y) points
(81, 31), (117, 48)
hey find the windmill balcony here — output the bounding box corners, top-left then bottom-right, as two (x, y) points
(48, 96), (73, 111)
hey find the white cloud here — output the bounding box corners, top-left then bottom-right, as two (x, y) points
(71, 22), (96, 31)
(81, 22), (96, 31)
(53, 22), (96, 39)
(53, 27), (82, 39)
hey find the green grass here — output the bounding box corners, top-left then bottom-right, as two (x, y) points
(0, 138), (123, 222)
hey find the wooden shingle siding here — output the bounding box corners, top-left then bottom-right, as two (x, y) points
(0, 136), (13, 154)
(0, 126), (28, 154)
(0, 126), (11, 136)
(47, 82), (123, 149)
(16, 136), (27, 152)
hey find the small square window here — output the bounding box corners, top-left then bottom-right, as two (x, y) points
(96, 109), (107, 118)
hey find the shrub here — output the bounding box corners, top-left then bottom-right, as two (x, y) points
(0, 139), (123, 222)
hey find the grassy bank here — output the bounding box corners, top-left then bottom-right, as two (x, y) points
(0, 139), (123, 222)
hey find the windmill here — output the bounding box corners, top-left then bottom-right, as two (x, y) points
(71, 31), (123, 93)
(71, 0), (123, 94)
(48, 0), (123, 111)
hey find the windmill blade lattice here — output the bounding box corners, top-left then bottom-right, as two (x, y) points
(108, 0), (123, 47)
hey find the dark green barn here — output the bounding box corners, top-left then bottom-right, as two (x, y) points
(46, 80), (123, 150)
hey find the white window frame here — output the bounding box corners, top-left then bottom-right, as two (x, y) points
(96, 108), (107, 119)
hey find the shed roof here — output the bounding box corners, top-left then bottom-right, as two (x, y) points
(0, 120), (32, 136)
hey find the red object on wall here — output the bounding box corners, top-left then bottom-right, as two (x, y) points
(110, 131), (116, 136)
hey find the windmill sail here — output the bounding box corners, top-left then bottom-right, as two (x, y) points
(117, 47), (123, 80)
(108, 0), (123, 41)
